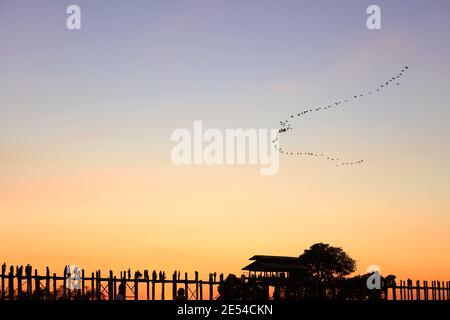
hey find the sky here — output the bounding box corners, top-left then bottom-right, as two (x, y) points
(0, 0), (449, 282)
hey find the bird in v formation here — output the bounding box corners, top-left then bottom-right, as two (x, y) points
(272, 66), (409, 167)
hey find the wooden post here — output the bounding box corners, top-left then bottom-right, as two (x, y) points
(91, 272), (95, 300)
(435, 280), (438, 300)
(93, 271), (97, 300)
(108, 271), (113, 301)
(195, 271), (199, 300)
(447, 281), (450, 300)
(172, 271), (177, 300)
(53, 273), (57, 300)
(114, 276), (117, 300)
(17, 266), (23, 298)
(434, 281), (437, 300)
(432, 280), (435, 300)
(399, 280), (403, 300)
(448, 281), (450, 300)
(62, 266), (67, 300)
(152, 272), (156, 301)
(443, 281), (445, 300)
(445, 281), (448, 300)
(431, 281), (435, 300)
(1, 263), (5, 300)
(443, 281), (446, 300)
(184, 272), (189, 301)
(209, 273), (213, 300)
(26, 266), (32, 295)
(161, 273), (165, 301)
(435, 281), (438, 300)
(219, 274), (224, 300)
(416, 280), (420, 300)
(96, 270), (101, 300)
(134, 273), (139, 301)
(437, 281), (441, 300)
(199, 280), (203, 300)
(81, 270), (85, 297)
(424, 280), (428, 300)
(46, 267), (51, 300)
(404, 280), (407, 300)
(146, 277), (150, 300)
(429, 280), (432, 300)
(392, 279), (397, 301)
(445, 281), (447, 300)
(407, 280), (411, 300)
(8, 266), (14, 300)
(34, 269), (40, 299)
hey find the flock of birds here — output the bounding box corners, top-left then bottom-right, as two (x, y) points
(272, 66), (409, 167)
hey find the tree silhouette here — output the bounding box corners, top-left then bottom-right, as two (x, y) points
(299, 243), (356, 282)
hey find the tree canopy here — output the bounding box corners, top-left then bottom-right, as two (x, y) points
(299, 243), (356, 281)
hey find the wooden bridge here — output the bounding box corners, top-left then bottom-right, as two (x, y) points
(1, 264), (449, 301)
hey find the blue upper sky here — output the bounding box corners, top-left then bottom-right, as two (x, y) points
(1, 0), (449, 168)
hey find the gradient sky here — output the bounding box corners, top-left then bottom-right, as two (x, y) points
(1, 0), (449, 281)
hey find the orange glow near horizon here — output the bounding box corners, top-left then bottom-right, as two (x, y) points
(1, 156), (449, 282)
(1, 0), (450, 289)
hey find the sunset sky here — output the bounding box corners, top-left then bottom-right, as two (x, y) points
(1, 0), (449, 282)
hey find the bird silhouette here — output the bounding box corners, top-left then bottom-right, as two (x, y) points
(275, 66), (409, 167)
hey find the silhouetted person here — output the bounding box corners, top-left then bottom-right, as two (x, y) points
(16, 265), (23, 277)
(174, 288), (186, 300)
(115, 281), (126, 300)
(25, 264), (31, 277)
